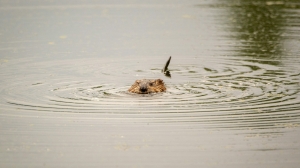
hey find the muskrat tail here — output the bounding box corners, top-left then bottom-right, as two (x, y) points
(162, 56), (171, 73)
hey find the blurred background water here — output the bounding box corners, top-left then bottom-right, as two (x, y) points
(0, 0), (300, 167)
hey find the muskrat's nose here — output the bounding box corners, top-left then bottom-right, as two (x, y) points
(140, 87), (147, 93)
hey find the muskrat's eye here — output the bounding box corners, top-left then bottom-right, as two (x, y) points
(149, 82), (154, 86)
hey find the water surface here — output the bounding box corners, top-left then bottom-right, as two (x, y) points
(1, 0), (300, 167)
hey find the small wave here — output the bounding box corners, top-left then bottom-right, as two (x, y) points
(0, 57), (299, 130)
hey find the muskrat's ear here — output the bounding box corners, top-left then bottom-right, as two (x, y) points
(135, 80), (141, 83)
(156, 79), (164, 84)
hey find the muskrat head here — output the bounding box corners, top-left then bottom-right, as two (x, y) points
(128, 79), (166, 94)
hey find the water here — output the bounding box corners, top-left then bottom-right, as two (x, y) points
(1, 0), (300, 167)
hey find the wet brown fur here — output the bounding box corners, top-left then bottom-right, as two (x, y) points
(128, 79), (166, 94)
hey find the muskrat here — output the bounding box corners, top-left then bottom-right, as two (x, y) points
(128, 56), (171, 94)
(128, 79), (166, 94)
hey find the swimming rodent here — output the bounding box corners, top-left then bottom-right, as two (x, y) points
(128, 56), (171, 94)
(128, 79), (166, 94)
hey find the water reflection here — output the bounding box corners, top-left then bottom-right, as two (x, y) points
(230, 1), (284, 60)
(194, 0), (300, 130)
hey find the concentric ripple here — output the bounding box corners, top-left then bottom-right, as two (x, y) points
(0, 57), (299, 130)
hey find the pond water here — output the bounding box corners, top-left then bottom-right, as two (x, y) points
(1, 0), (300, 167)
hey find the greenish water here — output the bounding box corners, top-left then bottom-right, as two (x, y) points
(0, 0), (300, 167)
